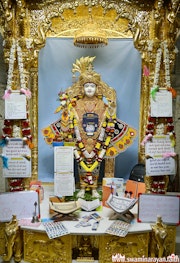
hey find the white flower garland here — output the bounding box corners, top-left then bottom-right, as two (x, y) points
(163, 41), (171, 87)
(6, 39), (27, 91)
(6, 39), (16, 90)
(153, 41), (171, 89)
(153, 47), (162, 88)
(17, 41), (26, 90)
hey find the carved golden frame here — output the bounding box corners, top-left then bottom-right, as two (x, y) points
(1, 1), (178, 183)
(28, 4), (148, 182)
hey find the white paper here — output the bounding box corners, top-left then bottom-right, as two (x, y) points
(2, 139), (31, 178)
(0, 191), (39, 222)
(145, 135), (174, 157)
(150, 90), (172, 117)
(145, 135), (176, 176)
(138, 194), (180, 224)
(146, 157), (176, 176)
(78, 198), (101, 211)
(5, 91), (27, 119)
(54, 173), (75, 196)
(54, 146), (74, 173)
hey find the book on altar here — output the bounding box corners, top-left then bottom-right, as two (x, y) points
(49, 200), (81, 214)
(125, 180), (146, 199)
(102, 177), (125, 208)
(78, 198), (101, 212)
(106, 194), (137, 214)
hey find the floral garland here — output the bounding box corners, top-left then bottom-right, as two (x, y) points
(163, 41), (171, 88)
(6, 39), (16, 91)
(151, 41), (177, 98)
(1, 38), (33, 148)
(153, 46), (162, 89)
(142, 41), (176, 147)
(3, 39), (31, 98)
(58, 93), (116, 174)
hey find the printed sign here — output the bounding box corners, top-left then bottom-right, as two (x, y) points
(2, 138), (31, 178)
(145, 135), (176, 176)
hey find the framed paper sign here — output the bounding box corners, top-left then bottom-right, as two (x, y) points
(138, 194), (180, 225)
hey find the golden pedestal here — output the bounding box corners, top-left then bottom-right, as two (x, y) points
(0, 222), (177, 263)
(24, 230), (72, 263)
(0, 223), (6, 256)
(99, 233), (149, 262)
(23, 231), (149, 263)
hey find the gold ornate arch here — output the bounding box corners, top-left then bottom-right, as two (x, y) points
(0, 0), (179, 184)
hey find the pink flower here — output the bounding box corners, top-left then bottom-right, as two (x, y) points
(2, 89), (11, 99)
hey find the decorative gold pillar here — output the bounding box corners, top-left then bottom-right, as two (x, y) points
(104, 158), (115, 177)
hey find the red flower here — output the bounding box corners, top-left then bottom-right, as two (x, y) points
(147, 123), (154, 130)
(166, 117), (173, 123)
(166, 125), (174, 132)
(22, 128), (31, 136)
(22, 120), (29, 128)
(3, 127), (12, 135)
(148, 117), (156, 123)
(4, 120), (13, 126)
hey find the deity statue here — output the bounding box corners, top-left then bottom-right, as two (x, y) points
(42, 56), (137, 197)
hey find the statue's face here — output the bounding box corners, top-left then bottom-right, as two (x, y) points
(84, 82), (96, 97)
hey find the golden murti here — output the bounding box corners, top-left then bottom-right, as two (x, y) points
(42, 56), (137, 197)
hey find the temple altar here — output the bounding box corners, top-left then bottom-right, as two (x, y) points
(0, 185), (178, 263)
(0, 1), (180, 262)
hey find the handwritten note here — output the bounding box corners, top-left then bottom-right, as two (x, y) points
(145, 135), (174, 156)
(2, 139), (31, 178)
(54, 146), (75, 196)
(54, 146), (74, 173)
(138, 194), (180, 225)
(145, 135), (175, 176)
(5, 91), (27, 119)
(54, 173), (75, 197)
(0, 191), (39, 222)
(146, 158), (175, 175)
(150, 90), (172, 117)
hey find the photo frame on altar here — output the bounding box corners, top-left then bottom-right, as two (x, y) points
(38, 38), (141, 182)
